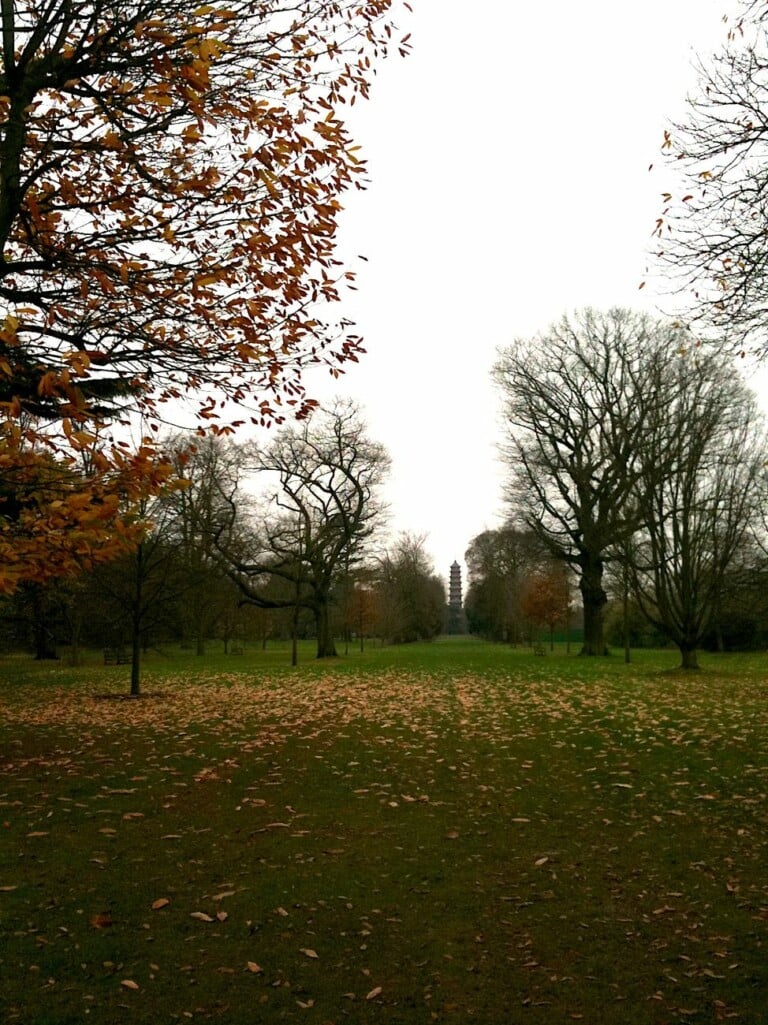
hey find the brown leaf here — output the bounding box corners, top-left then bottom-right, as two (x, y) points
(89, 912), (113, 929)
(151, 898), (170, 910)
(299, 948), (318, 959)
(366, 986), (383, 1001)
(215, 910), (228, 922)
(246, 961), (262, 973)
(190, 912), (214, 922)
(120, 979), (140, 990)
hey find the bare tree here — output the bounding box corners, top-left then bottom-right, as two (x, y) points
(375, 533), (445, 644)
(223, 401), (390, 658)
(495, 308), (680, 656)
(656, 0), (768, 353)
(628, 351), (765, 670)
(163, 435), (245, 655)
(464, 527), (543, 643)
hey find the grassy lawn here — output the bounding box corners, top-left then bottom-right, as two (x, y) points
(1, 638), (767, 1023)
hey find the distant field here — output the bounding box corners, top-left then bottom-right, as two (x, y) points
(1, 638), (767, 1023)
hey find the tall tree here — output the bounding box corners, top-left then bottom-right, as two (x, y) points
(376, 533), (445, 644)
(656, 0), (768, 354)
(163, 434), (244, 655)
(223, 401), (390, 658)
(464, 527), (542, 643)
(628, 351), (765, 670)
(495, 308), (679, 656)
(0, 0), (409, 587)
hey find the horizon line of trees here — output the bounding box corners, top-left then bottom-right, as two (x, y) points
(0, 401), (449, 692)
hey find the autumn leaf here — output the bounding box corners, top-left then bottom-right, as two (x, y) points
(120, 979), (140, 990)
(299, 948), (318, 959)
(190, 912), (215, 922)
(151, 898), (170, 910)
(246, 961), (262, 974)
(366, 986), (383, 1001)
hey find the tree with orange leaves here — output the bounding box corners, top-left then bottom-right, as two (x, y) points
(0, 0), (409, 591)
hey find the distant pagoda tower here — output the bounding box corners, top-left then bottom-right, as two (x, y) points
(446, 560), (467, 635)
(449, 560), (463, 609)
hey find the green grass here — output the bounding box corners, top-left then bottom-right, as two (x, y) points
(1, 637), (767, 1023)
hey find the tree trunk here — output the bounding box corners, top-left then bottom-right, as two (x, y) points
(678, 643), (701, 670)
(315, 601), (337, 658)
(130, 543), (143, 696)
(31, 588), (58, 660)
(579, 558), (608, 656)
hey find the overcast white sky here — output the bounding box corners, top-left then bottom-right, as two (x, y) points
(292, 0), (736, 586)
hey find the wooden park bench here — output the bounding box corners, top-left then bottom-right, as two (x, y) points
(103, 647), (131, 665)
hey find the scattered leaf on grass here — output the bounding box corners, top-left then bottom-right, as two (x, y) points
(366, 986), (383, 1000)
(216, 910), (228, 922)
(89, 913), (113, 929)
(211, 890), (235, 901)
(300, 948), (318, 959)
(190, 912), (214, 922)
(535, 856), (549, 867)
(151, 898), (170, 910)
(121, 979), (139, 990)
(26, 831), (49, 838)
(246, 961), (262, 974)
(0, 885), (18, 892)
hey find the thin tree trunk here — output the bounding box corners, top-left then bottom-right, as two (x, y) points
(130, 544), (143, 696)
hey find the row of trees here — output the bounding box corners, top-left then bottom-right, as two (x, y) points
(491, 308), (767, 669)
(1, 403), (447, 690)
(464, 528), (572, 647)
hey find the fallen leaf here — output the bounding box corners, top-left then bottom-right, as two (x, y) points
(246, 961), (262, 973)
(211, 890), (235, 901)
(190, 912), (214, 922)
(366, 986), (383, 1000)
(26, 831), (49, 838)
(300, 948), (318, 959)
(90, 913), (113, 929)
(151, 898), (170, 910)
(121, 979), (140, 990)
(216, 910), (228, 922)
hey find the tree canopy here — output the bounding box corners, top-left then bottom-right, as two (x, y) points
(0, 0), (409, 591)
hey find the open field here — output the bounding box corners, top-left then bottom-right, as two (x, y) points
(1, 638), (767, 1023)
